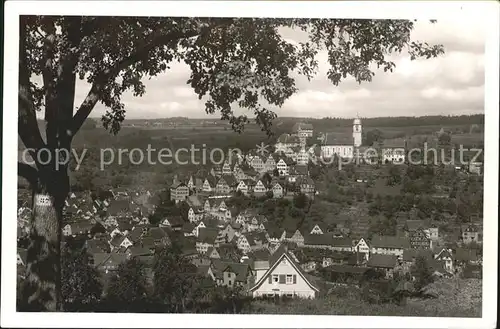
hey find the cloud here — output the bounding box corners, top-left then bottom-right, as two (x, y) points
(67, 18), (485, 120)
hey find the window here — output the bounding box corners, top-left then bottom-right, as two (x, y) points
(272, 275), (279, 283)
(228, 280), (232, 286)
(286, 275), (293, 284)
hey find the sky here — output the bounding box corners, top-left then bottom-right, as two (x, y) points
(71, 18), (486, 120)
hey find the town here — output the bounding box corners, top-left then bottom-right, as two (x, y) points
(16, 116), (484, 314)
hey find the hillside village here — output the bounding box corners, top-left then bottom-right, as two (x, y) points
(17, 118), (483, 302)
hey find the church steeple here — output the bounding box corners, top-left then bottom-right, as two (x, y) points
(353, 116), (362, 147)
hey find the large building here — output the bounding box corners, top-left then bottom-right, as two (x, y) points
(320, 133), (355, 159)
(292, 122), (314, 138)
(320, 117), (363, 159)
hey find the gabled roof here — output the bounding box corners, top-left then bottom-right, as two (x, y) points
(370, 235), (410, 249)
(147, 227), (170, 240)
(292, 122), (313, 131)
(170, 181), (188, 190)
(107, 199), (131, 216)
(17, 248), (28, 265)
(222, 175), (238, 187)
(405, 220), (426, 231)
(198, 227), (219, 244)
(204, 175), (218, 187)
(220, 263), (252, 282)
(323, 133), (353, 146)
(331, 237), (353, 247)
(93, 252), (127, 268)
(127, 245), (152, 257)
(381, 139), (406, 149)
(110, 234), (130, 248)
(290, 165), (308, 176)
(250, 251), (319, 292)
(367, 254), (398, 268)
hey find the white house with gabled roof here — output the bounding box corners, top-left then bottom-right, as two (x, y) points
(250, 251), (319, 299)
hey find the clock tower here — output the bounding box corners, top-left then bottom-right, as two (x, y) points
(353, 117), (362, 147)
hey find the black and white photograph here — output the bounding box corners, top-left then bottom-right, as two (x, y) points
(2, 1), (499, 328)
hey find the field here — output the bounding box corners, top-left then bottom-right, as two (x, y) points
(245, 278), (482, 317)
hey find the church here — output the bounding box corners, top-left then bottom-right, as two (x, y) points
(320, 118), (362, 159)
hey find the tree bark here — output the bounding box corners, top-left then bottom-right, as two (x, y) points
(21, 168), (68, 312)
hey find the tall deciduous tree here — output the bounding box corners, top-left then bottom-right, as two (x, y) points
(18, 16), (444, 310)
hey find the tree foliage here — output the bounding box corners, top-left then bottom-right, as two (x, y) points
(152, 243), (205, 312)
(61, 247), (102, 311)
(411, 256), (435, 293)
(106, 257), (149, 311)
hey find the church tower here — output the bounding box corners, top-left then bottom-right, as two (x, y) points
(353, 116), (362, 147)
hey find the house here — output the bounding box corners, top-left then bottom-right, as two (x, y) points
(296, 148), (310, 165)
(159, 215), (184, 231)
(367, 254), (398, 279)
(17, 248), (28, 267)
(303, 233), (335, 250)
(202, 176), (218, 193)
(264, 154), (277, 173)
(216, 175), (238, 195)
(461, 224), (482, 245)
(170, 182), (189, 203)
(276, 158), (290, 177)
(126, 245), (153, 259)
(206, 246), (221, 259)
(352, 237), (370, 261)
(236, 180), (249, 195)
(288, 229), (305, 246)
(62, 221), (94, 237)
(221, 160), (233, 176)
(320, 133), (354, 159)
(331, 237), (353, 252)
(288, 165), (308, 183)
(409, 227), (431, 249)
(237, 234), (253, 254)
(249, 155), (266, 173)
(275, 133), (301, 153)
(292, 122), (314, 138)
(212, 260), (255, 289)
(187, 206), (203, 223)
(370, 235), (410, 259)
(253, 180), (268, 197)
(379, 140), (406, 163)
(145, 227), (171, 247)
(219, 223), (237, 243)
(212, 165), (223, 177)
(93, 253), (127, 274)
(298, 176), (315, 195)
(109, 234), (133, 251)
(249, 250), (320, 299)
(272, 182), (284, 198)
(434, 248), (454, 273)
(196, 227), (219, 253)
(309, 224), (324, 235)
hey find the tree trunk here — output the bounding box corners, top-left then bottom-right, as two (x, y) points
(21, 168), (68, 312)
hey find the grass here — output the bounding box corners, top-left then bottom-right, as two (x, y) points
(245, 278), (481, 317)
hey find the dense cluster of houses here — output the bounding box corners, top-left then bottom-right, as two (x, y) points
(16, 184), (482, 299)
(16, 121), (483, 300)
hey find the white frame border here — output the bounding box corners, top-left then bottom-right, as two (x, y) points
(2, 1), (498, 328)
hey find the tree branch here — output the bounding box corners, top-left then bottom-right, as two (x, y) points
(19, 17), (46, 153)
(71, 19), (233, 135)
(18, 162), (39, 186)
